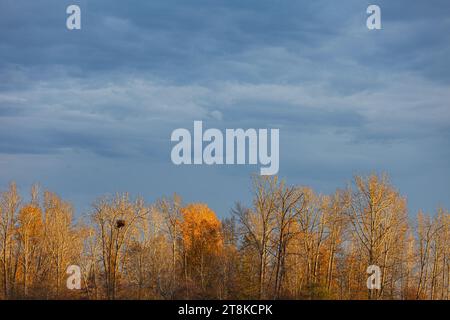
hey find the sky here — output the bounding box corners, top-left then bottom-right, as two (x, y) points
(0, 0), (449, 218)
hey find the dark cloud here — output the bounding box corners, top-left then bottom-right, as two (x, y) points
(0, 0), (449, 216)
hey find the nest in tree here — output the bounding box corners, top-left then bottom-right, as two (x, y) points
(116, 219), (126, 229)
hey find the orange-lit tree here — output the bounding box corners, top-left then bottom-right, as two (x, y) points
(181, 203), (223, 298)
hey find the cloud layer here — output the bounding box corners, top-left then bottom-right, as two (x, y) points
(1, 0), (449, 215)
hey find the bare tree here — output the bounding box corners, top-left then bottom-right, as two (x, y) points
(0, 182), (21, 299)
(92, 193), (149, 299)
(345, 174), (407, 299)
(233, 176), (278, 299)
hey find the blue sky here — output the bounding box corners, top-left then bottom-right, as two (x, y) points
(0, 0), (449, 217)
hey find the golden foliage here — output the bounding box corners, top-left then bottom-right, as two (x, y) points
(181, 203), (222, 255)
(18, 204), (43, 238)
(0, 174), (449, 300)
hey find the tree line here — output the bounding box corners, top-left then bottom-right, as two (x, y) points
(0, 174), (448, 300)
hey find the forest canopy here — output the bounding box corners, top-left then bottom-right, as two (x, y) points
(0, 174), (448, 300)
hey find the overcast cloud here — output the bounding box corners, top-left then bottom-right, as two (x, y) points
(1, 0), (449, 216)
